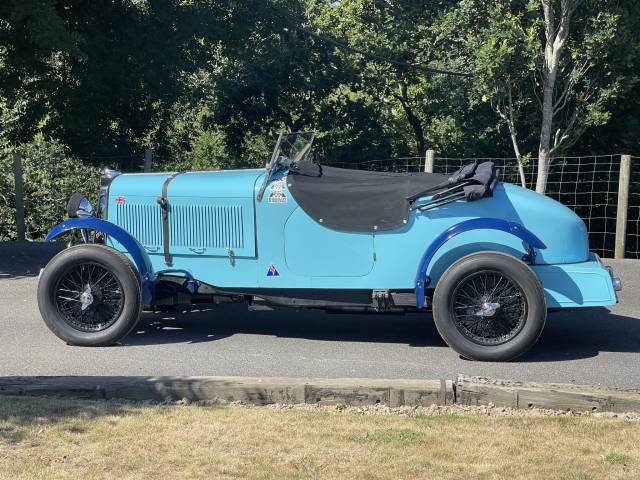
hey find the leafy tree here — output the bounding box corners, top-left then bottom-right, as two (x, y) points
(460, 0), (632, 192)
(311, 0), (475, 159)
(462, 1), (539, 186)
(1, 0), (639, 187)
(212, 1), (343, 156)
(0, 0), (80, 149)
(562, 0), (640, 155)
(1, 0), (232, 162)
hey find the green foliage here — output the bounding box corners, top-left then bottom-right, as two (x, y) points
(0, 0), (639, 238)
(0, 0), (81, 146)
(188, 129), (231, 171)
(2, 0), (639, 165)
(169, 128), (270, 171)
(0, 139), (100, 241)
(457, 0), (638, 158)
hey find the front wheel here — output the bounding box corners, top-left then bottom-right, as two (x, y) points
(432, 251), (546, 362)
(37, 244), (142, 346)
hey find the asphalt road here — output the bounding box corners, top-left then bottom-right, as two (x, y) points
(1, 242), (639, 387)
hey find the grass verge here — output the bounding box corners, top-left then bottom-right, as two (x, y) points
(1, 395), (639, 479)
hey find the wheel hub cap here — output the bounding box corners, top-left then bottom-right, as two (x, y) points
(474, 301), (500, 317)
(79, 284), (94, 311)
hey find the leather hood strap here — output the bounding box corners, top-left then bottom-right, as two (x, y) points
(156, 172), (183, 266)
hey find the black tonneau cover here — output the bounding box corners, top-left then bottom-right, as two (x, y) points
(287, 162), (446, 232)
(287, 161), (498, 233)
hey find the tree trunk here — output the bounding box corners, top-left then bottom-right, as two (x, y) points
(517, 162), (527, 189)
(503, 83), (527, 188)
(536, 77), (555, 193)
(535, 0), (579, 193)
(395, 81), (426, 159)
(507, 127), (527, 188)
(412, 122), (426, 160)
(490, 82), (527, 187)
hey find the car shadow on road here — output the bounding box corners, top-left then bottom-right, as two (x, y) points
(519, 308), (640, 362)
(124, 304), (640, 362)
(125, 304), (446, 348)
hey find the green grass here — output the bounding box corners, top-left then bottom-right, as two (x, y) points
(1, 395), (640, 480)
(606, 452), (633, 465)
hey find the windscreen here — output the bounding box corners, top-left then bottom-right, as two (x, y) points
(276, 131), (315, 166)
(257, 131), (315, 201)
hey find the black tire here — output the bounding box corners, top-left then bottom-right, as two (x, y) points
(432, 251), (546, 362)
(37, 244), (142, 346)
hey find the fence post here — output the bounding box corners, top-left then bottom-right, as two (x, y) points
(424, 149), (434, 173)
(144, 149), (153, 172)
(614, 154), (631, 259)
(12, 153), (25, 242)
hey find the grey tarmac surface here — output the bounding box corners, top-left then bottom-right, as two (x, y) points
(1, 242), (639, 387)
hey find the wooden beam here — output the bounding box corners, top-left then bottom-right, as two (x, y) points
(424, 149), (434, 173)
(614, 154), (631, 259)
(144, 149), (153, 172)
(0, 376), (453, 407)
(456, 375), (640, 413)
(12, 153), (25, 242)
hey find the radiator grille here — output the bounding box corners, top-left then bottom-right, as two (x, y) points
(114, 202), (247, 251)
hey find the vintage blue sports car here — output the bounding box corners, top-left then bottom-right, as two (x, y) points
(38, 132), (621, 361)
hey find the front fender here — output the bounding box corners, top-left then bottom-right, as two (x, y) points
(44, 218), (154, 303)
(414, 218), (547, 308)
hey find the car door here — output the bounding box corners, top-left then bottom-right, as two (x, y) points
(283, 207), (374, 277)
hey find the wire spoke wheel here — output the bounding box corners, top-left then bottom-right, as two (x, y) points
(54, 262), (124, 332)
(450, 270), (527, 346)
(39, 245), (142, 346)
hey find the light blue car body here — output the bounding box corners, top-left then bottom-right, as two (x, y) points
(46, 166), (617, 309)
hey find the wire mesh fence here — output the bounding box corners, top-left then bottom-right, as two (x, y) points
(627, 155), (640, 259)
(323, 153), (634, 259)
(3, 148), (637, 258)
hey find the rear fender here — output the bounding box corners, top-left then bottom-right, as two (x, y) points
(415, 218), (546, 308)
(44, 218), (155, 304)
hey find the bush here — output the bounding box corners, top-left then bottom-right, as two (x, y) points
(190, 128), (233, 170)
(0, 132), (271, 241)
(166, 128), (271, 172)
(0, 139), (100, 241)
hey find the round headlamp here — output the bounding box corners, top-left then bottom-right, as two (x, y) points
(67, 192), (94, 218)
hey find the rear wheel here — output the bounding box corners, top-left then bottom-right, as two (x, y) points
(432, 251), (546, 361)
(38, 244), (142, 346)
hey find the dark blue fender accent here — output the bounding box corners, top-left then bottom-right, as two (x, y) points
(44, 218), (155, 304)
(414, 218), (547, 309)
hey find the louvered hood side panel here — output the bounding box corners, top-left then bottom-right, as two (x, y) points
(112, 197), (256, 258)
(169, 203), (246, 250)
(114, 202), (163, 250)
